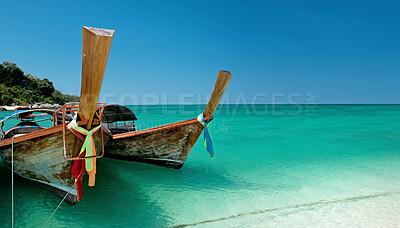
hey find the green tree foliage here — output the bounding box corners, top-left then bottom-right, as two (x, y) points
(0, 61), (79, 105)
(0, 62), (25, 86)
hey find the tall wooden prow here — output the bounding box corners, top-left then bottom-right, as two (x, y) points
(178, 70), (232, 164)
(203, 70), (232, 118)
(67, 26), (115, 202)
(78, 26), (115, 129)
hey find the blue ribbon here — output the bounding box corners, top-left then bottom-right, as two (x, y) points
(197, 113), (214, 157)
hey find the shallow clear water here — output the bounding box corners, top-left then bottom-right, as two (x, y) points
(0, 105), (399, 227)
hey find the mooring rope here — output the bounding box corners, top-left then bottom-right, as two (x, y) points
(171, 191), (400, 228)
(42, 182), (76, 228)
(11, 137), (14, 228)
(9, 135), (75, 228)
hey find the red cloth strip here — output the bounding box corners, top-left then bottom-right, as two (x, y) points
(71, 152), (86, 201)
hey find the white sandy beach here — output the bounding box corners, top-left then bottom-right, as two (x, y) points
(0, 105), (20, 111)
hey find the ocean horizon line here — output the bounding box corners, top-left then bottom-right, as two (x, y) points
(121, 103), (400, 106)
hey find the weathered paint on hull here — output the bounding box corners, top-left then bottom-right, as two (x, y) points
(0, 127), (110, 204)
(104, 119), (204, 169)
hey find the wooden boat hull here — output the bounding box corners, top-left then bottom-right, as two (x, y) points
(0, 126), (111, 204)
(104, 119), (204, 169)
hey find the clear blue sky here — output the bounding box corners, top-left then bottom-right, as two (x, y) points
(1, 0), (399, 104)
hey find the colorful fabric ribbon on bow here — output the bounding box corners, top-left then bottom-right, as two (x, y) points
(68, 114), (101, 201)
(197, 113), (214, 157)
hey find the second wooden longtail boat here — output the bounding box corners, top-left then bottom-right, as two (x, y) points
(103, 70), (232, 169)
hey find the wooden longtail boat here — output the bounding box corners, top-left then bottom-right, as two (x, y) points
(103, 70), (232, 169)
(0, 26), (114, 204)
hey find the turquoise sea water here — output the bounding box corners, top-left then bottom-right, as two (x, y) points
(0, 105), (399, 227)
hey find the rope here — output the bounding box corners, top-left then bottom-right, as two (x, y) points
(10, 135), (73, 228)
(8, 117), (76, 228)
(171, 191), (400, 228)
(11, 137), (14, 228)
(42, 182), (76, 228)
